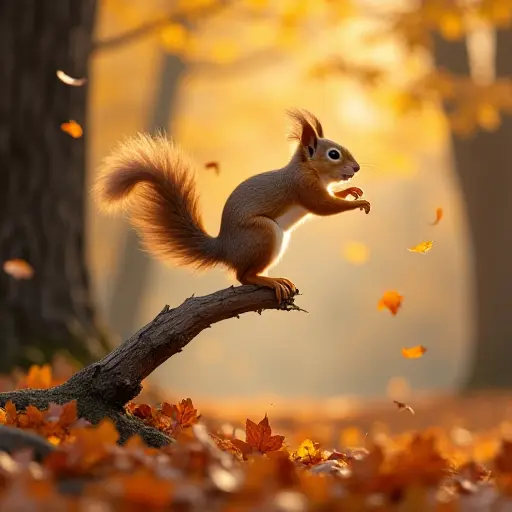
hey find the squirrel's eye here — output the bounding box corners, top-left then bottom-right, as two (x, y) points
(327, 148), (341, 161)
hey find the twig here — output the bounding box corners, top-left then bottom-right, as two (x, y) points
(0, 285), (301, 447)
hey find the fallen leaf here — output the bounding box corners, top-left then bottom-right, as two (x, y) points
(205, 161), (220, 175)
(231, 415), (284, 457)
(393, 400), (415, 415)
(61, 120), (83, 139)
(378, 291), (403, 316)
(401, 345), (427, 359)
(431, 207), (443, 226)
(3, 259), (35, 279)
(56, 70), (87, 86)
(408, 241), (433, 254)
(291, 439), (325, 466)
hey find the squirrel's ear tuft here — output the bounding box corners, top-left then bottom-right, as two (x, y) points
(286, 109), (320, 159)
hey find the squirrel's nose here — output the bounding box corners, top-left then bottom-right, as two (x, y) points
(353, 163), (360, 172)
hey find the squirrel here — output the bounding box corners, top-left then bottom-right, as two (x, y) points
(92, 109), (370, 303)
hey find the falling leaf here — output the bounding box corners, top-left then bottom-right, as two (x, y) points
(56, 70), (87, 87)
(378, 291), (403, 316)
(401, 345), (427, 359)
(205, 161), (220, 175)
(343, 241), (369, 265)
(408, 241), (433, 254)
(431, 207), (443, 225)
(231, 415), (284, 457)
(393, 400), (415, 415)
(61, 120), (83, 139)
(3, 258), (35, 279)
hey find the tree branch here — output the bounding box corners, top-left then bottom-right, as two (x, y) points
(0, 285), (301, 447)
(92, 0), (234, 54)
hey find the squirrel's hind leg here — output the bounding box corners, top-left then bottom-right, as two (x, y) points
(227, 216), (297, 303)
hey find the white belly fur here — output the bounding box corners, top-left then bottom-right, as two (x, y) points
(265, 205), (310, 273)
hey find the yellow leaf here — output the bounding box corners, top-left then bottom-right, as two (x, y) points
(477, 104), (501, 131)
(159, 23), (188, 53)
(61, 120), (83, 139)
(407, 240), (433, 254)
(401, 345), (427, 359)
(438, 13), (464, 41)
(343, 241), (369, 265)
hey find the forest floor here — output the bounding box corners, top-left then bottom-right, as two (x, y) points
(1, 362), (512, 510)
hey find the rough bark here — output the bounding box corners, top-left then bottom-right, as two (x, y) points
(0, 285), (301, 448)
(107, 52), (186, 341)
(0, 0), (110, 371)
(433, 30), (512, 389)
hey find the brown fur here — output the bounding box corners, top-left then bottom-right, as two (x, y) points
(93, 112), (370, 302)
(92, 133), (220, 270)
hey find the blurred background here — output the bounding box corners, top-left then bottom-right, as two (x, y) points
(2, 0), (512, 423)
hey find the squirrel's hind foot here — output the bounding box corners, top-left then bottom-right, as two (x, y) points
(239, 274), (297, 303)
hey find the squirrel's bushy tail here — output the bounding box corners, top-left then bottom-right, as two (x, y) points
(92, 132), (222, 270)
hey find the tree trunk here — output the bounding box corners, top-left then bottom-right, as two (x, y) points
(0, 0), (109, 371)
(106, 52), (186, 341)
(433, 30), (512, 389)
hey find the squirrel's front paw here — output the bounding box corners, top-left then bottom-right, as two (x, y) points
(356, 200), (371, 214)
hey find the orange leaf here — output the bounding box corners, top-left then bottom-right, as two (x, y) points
(3, 258), (35, 279)
(61, 120), (83, 139)
(22, 364), (53, 389)
(408, 241), (433, 254)
(25, 405), (44, 427)
(401, 345), (427, 359)
(378, 291), (403, 316)
(205, 161), (220, 175)
(5, 400), (17, 424)
(169, 398), (200, 428)
(58, 401), (78, 428)
(243, 415), (284, 455)
(56, 70), (87, 87)
(431, 207), (443, 226)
